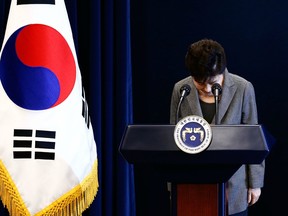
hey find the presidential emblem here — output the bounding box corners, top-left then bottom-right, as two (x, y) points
(174, 115), (212, 154)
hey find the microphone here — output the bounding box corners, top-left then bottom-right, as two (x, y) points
(180, 84), (191, 98)
(176, 84), (191, 123)
(212, 83), (222, 100)
(212, 83), (222, 125)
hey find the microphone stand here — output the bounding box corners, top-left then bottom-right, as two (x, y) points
(176, 96), (184, 123)
(212, 83), (225, 216)
(215, 94), (220, 125)
(175, 84), (191, 123)
(212, 83), (222, 125)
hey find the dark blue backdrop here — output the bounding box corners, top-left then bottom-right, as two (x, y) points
(131, 1), (285, 216)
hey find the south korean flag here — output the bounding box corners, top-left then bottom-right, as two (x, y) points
(0, 0), (98, 215)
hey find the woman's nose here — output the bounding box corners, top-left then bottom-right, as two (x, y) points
(203, 84), (212, 93)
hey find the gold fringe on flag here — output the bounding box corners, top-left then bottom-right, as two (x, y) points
(0, 160), (29, 215)
(0, 160), (98, 216)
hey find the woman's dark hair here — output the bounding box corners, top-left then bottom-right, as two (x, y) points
(185, 39), (226, 83)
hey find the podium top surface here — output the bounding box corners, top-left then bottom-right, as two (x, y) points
(119, 124), (273, 165)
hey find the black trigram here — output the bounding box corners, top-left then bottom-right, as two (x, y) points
(82, 88), (90, 129)
(17, 0), (55, 4)
(13, 129), (56, 160)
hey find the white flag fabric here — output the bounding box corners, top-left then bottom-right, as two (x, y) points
(0, 0), (98, 215)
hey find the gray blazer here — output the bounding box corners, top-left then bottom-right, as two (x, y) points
(170, 69), (265, 215)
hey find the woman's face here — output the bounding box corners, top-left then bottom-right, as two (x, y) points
(193, 74), (224, 97)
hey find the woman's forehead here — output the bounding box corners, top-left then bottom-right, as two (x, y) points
(194, 74), (222, 84)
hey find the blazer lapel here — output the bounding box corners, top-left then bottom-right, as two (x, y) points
(217, 70), (237, 123)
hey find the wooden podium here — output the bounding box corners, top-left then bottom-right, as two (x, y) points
(119, 124), (273, 216)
